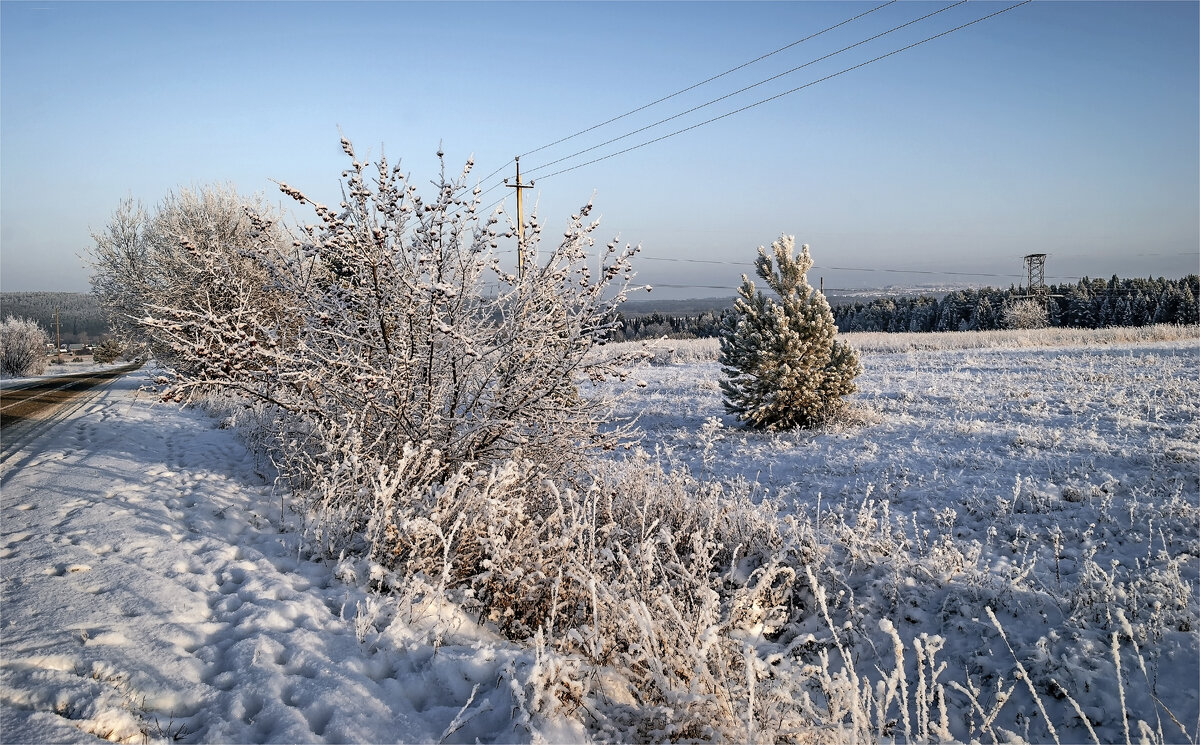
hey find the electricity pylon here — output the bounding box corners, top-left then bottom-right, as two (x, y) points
(1023, 253), (1047, 307)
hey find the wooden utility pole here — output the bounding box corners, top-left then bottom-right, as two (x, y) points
(54, 308), (62, 364)
(504, 157), (534, 277)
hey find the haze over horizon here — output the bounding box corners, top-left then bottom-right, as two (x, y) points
(2, 1), (1197, 300)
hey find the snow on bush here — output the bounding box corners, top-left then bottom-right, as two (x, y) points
(0, 316), (49, 377)
(112, 139), (647, 556)
(88, 184), (293, 374)
(1002, 298), (1050, 329)
(719, 235), (861, 429)
(365, 444), (831, 739)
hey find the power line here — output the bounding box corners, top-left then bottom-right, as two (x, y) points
(819, 265), (1022, 279)
(645, 284), (938, 293)
(650, 284), (740, 291)
(639, 255), (743, 266)
(473, 2), (1032, 252)
(491, 249), (1083, 283)
(517, 1), (898, 162)
(637, 253), (1036, 279)
(524, 0), (967, 177)
(477, 245), (1107, 291)
(644, 285), (942, 293)
(469, 1), (898, 202)
(535, 1), (1032, 183)
(471, 160), (514, 195)
(636, 284), (1086, 293)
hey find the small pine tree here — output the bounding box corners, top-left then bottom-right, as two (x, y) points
(92, 338), (124, 364)
(719, 236), (861, 430)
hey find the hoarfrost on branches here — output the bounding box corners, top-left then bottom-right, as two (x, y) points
(87, 184), (293, 375)
(93, 138), (649, 560)
(0, 316), (49, 377)
(1002, 298), (1050, 330)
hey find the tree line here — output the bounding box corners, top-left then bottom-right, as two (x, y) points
(0, 292), (109, 344)
(834, 275), (1199, 333)
(610, 274), (1199, 340)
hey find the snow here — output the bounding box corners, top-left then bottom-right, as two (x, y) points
(2, 332), (1197, 743)
(0, 361), (121, 388)
(1, 371), (578, 744)
(603, 334), (1199, 743)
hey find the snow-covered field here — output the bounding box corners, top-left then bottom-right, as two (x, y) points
(2, 329), (1197, 743)
(609, 331), (1199, 743)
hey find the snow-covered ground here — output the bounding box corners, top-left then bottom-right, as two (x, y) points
(1, 372), (578, 744)
(0, 361), (123, 388)
(2, 330), (1197, 743)
(606, 333), (1199, 743)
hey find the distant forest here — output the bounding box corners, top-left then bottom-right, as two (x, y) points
(612, 275), (1200, 341)
(4, 276), (1196, 346)
(1, 292), (109, 344)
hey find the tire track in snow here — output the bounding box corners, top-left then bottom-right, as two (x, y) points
(0, 363), (142, 473)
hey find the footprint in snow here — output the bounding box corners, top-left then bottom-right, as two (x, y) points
(46, 563), (92, 576)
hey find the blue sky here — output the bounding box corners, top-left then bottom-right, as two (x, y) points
(2, 1), (1197, 299)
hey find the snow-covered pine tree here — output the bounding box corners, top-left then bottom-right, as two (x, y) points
(719, 235), (860, 429)
(91, 338), (125, 364)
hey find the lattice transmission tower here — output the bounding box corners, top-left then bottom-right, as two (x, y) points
(1023, 253), (1048, 305)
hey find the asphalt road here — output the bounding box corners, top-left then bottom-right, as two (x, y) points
(0, 362), (143, 466)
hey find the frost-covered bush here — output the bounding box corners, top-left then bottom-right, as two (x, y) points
(133, 139), (646, 549)
(378, 447), (840, 740)
(719, 236), (861, 429)
(0, 316), (49, 377)
(381, 446), (1121, 743)
(1002, 298), (1049, 329)
(554, 457), (824, 740)
(88, 185), (294, 374)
